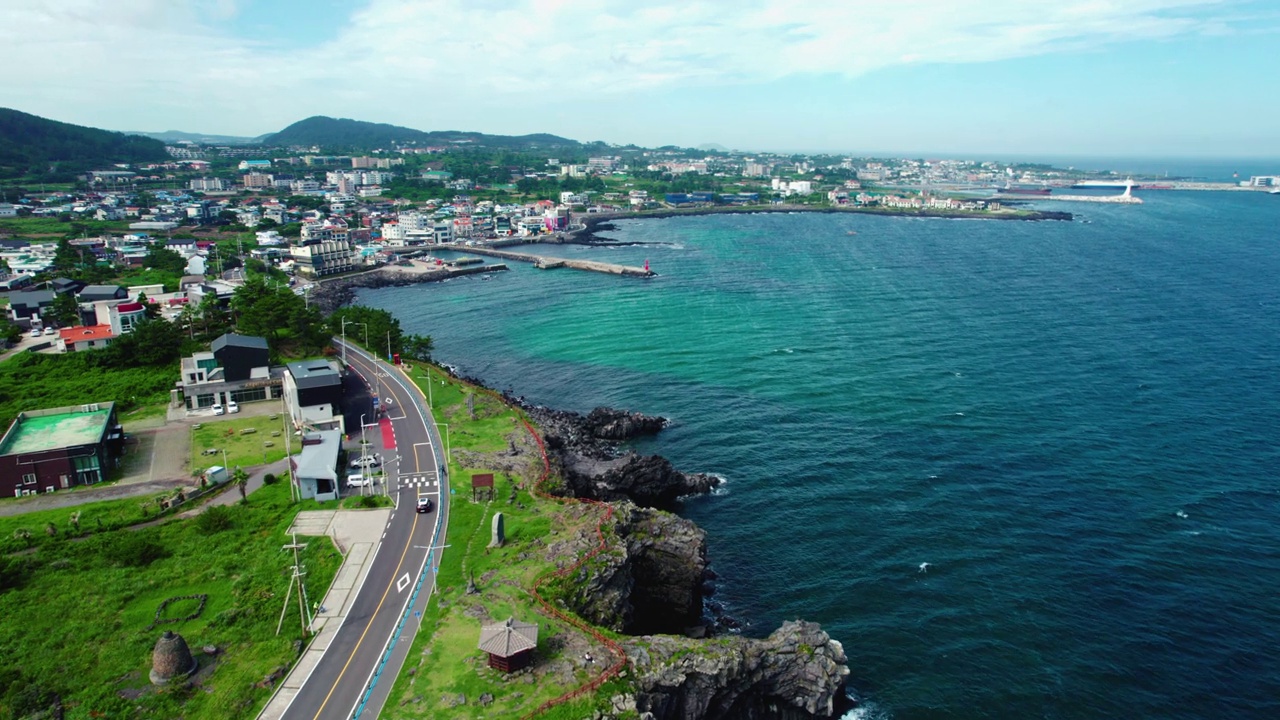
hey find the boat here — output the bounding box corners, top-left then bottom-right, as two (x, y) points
(1271, 187), (1280, 195)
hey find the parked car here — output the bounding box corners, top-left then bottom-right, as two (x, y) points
(29, 328), (41, 338)
(211, 404), (225, 415)
(350, 454), (381, 469)
(415, 496), (433, 513)
(346, 474), (373, 488)
(227, 400), (240, 414)
(42, 327), (56, 336)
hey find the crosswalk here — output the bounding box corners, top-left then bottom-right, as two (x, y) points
(399, 475), (440, 490)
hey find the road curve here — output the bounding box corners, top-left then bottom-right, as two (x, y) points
(277, 341), (449, 720)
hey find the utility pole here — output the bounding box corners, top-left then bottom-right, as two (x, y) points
(277, 533), (312, 636)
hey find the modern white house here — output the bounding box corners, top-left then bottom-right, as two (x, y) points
(292, 429), (341, 502)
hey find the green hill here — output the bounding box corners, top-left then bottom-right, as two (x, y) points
(0, 108), (169, 180)
(261, 115), (583, 151)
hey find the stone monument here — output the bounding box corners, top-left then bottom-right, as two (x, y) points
(150, 630), (198, 685)
(489, 512), (505, 548)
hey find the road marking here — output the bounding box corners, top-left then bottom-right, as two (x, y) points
(309, 512), (420, 720)
(397, 573), (410, 592)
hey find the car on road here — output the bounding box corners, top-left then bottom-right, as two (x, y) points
(42, 327), (56, 336)
(29, 328), (41, 338)
(346, 473), (373, 488)
(415, 496), (433, 513)
(350, 454), (381, 469)
(211, 404), (225, 415)
(227, 400), (239, 413)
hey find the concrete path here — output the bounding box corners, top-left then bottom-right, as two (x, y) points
(257, 508), (392, 720)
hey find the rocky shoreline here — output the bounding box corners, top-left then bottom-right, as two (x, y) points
(499, 399), (853, 719)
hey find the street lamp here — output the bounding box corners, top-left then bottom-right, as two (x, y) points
(341, 318), (367, 368)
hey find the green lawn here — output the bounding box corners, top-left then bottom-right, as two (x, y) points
(382, 364), (629, 719)
(0, 217), (132, 237)
(190, 413), (294, 474)
(0, 481), (342, 719)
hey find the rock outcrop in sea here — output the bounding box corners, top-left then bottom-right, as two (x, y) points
(626, 621), (851, 720)
(523, 404), (720, 506)
(524, 403), (851, 718)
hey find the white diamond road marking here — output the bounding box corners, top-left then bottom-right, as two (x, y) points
(397, 573), (410, 593)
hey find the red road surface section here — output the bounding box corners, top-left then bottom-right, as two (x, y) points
(380, 416), (396, 449)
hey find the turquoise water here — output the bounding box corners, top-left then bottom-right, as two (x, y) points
(358, 192), (1280, 719)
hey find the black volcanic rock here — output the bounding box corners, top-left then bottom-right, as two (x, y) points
(555, 501), (707, 635)
(626, 621), (851, 720)
(585, 406), (667, 440)
(562, 452), (718, 507)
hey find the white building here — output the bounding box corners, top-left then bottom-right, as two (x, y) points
(189, 177), (227, 192)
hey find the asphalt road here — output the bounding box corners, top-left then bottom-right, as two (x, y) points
(279, 342), (449, 720)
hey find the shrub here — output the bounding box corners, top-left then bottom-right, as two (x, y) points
(357, 495), (381, 508)
(195, 505), (233, 534)
(105, 531), (168, 567)
(262, 473), (279, 485)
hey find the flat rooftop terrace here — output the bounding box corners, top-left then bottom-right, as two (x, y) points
(0, 408), (113, 455)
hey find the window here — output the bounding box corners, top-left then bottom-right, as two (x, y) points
(22, 473), (36, 485)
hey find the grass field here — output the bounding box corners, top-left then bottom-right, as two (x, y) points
(381, 363), (630, 719)
(190, 413), (294, 474)
(0, 217), (132, 237)
(0, 352), (175, 431)
(0, 481), (342, 719)
(0, 491), (171, 554)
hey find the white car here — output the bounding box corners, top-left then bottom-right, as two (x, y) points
(42, 327), (56, 336)
(211, 404), (225, 416)
(227, 400), (240, 414)
(29, 328), (41, 338)
(346, 474), (373, 488)
(350, 454), (381, 469)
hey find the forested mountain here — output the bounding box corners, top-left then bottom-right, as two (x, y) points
(0, 108), (168, 179)
(261, 116), (583, 151)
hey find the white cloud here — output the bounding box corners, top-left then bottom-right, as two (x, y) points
(0, 0), (1257, 138)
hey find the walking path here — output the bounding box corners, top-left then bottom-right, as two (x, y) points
(257, 508), (392, 720)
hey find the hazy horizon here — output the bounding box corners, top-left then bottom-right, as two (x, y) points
(4, 1), (1279, 157)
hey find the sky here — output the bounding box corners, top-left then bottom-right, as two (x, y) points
(2, 0), (1278, 158)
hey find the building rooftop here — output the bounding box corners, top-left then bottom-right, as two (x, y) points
(0, 403), (115, 456)
(291, 429), (341, 481)
(478, 617), (539, 657)
(286, 360), (342, 390)
(212, 333), (268, 352)
(59, 325), (116, 343)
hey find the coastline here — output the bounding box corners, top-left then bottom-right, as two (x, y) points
(560, 203), (1073, 244)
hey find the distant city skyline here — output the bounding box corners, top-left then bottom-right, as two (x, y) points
(3, 0), (1279, 157)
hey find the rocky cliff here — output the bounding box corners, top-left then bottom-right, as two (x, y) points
(524, 405), (720, 506)
(625, 621), (851, 720)
(552, 501), (708, 635)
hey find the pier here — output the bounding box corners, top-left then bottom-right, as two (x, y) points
(459, 246), (655, 277)
(1023, 182), (1143, 205)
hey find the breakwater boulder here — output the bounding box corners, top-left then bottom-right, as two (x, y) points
(625, 620), (851, 720)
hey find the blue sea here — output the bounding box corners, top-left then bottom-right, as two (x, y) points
(356, 190), (1280, 719)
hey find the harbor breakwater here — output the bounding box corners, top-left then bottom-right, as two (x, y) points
(559, 204), (1073, 244)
